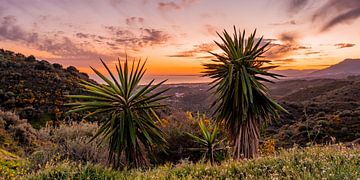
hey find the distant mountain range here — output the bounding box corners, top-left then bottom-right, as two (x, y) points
(273, 59), (360, 79)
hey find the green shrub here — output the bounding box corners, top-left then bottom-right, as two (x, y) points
(33, 122), (108, 169)
(0, 110), (38, 157)
(156, 112), (225, 163)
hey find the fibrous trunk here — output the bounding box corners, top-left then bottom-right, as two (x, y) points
(233, 118), (259, 159)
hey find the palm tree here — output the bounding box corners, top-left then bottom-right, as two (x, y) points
(203, 27), (287, 159)
(66, 57), (169, 168)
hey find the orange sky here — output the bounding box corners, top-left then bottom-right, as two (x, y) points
(0, 0), (359, 76)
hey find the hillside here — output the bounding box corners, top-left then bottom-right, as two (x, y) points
(160, 76), (360, 147)
(268, 59), (360, 80)
(309, 59), (360, 78)
(0, 49), (96, 127)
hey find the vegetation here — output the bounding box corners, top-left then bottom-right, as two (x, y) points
(1, 42), (360, 179)
(66, 58), (169, 169)
(0, 49), (96, 128)
(186, 116), (224, 165)
(203, 27), (287, 158)
(27, 145), (360, 179)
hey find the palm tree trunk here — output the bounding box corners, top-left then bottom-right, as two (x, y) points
(233, 118), (260, 159)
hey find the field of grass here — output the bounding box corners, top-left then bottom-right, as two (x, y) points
(24, 144), (359, 179)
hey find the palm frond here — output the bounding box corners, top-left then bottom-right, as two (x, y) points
(67, 57), (168, 169)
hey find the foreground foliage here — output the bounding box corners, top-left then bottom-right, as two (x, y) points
(27, 145), (360, 179)
(67, 58), (168, 168)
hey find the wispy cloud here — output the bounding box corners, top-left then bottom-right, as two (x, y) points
(287, 0), (309, 13)
(313, 0), (360, 32)
(334, 43), (356, 49)
(304, 51), (321, 55)
(158, 0), (200, 11)
(203, 24), (219, 35)
(287, 0), (360, 32)
(270, 20), (297, 26)
(125, 17), (144, 26)
(265, 32), (309, 59)
(168, 43), (216, 58)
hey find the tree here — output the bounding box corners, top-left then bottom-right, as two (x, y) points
(203, 27), (287, 159)
(66, 57), (169, 168)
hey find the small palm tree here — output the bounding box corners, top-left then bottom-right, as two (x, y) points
(203, 27), (287, 159)
(186, 116), (224, 165)
(66, 57), (169, 168)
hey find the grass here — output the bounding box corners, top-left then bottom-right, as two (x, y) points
(26, 144), (360, 179)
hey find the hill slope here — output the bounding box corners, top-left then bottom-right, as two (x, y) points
(309, 59), (360, 78)
(0, 49), (95, 127)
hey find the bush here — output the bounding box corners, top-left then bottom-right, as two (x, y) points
(0, 148), (28, 179)
(156, 112), (224, 163)
(34, 122), (108, 168)
(0, 110), (38, 147)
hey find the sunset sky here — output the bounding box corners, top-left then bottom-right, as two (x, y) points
(0, 0), (359, 76)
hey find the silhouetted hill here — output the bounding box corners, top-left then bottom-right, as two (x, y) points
(0, 49), (96, 127)
(270, 69), (315, 79)
(309, 59), (360, 78)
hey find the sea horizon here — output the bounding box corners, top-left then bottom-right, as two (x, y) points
(90, 74), (212, 85)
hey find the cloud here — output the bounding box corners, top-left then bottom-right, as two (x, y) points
(158, 2), (181, 10)
(0, 16), (39, 43)
(105, 26), (134, 37)
(125, 17), (144, 26)
(270, 20), (297, 26)
(0, 15), (107, 60)
(320, 7), (360, 32)
(287, 0), (360, 32)
(75, 32), (107, 40)
(106, 26), (172, 51)
(287, 0), (309, 13)
(304, 51), (321, 55)
(158, 0), (200, 11)
(271, 58), (296, 65)
(334, 43), (356, 49)
(168, 43), (216, 58)
(76, 32), (90, 38)
(203, 24), (219, 35)
(265, 32), (309, 59)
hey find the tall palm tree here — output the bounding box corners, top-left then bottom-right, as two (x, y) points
(203, 27), (287, 159)
(66, 57), (169, 168)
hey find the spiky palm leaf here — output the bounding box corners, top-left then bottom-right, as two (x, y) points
(186, 119), (224, 165)
(203, 27), (287, 159)
(66, 57), (169, 168)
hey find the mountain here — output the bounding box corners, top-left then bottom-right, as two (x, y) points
(309, 59), (360, 78)
(270, 69), (315, 79)
(0, 49), (97, 127)
(269, 59), (360, 80)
